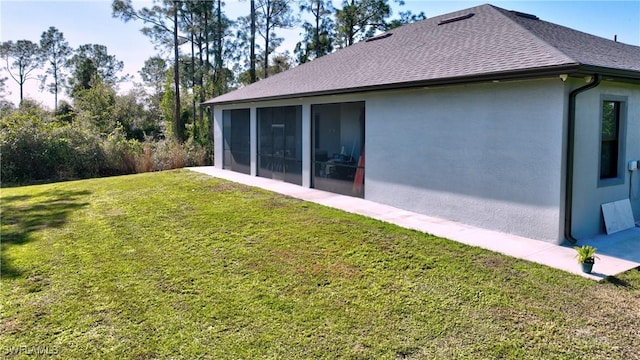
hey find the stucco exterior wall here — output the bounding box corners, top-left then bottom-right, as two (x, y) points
(213, 107), (224, 169)
(572, 81), (640, 239)
(365, 79), (567, 242)
(210, 77), (639, 242)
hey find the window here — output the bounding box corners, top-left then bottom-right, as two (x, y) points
(312, 102), (365, 198)
(599, 96), (626, 186)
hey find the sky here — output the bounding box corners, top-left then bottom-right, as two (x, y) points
(1, 0), (639, 108)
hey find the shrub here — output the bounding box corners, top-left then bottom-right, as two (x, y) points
(151, 139), (185, 171)
(101, 125), (142, 176)
(136, 143), (153, 173)
(48, 125), (105, 179)
(141, 138), (209, 172)
(1, 109), (211, 185)
(182, 137), (208, 167)
(0, 113), (49, 183)
(0, 112), (105, 184)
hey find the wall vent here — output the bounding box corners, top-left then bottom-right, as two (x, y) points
(510, 10), (539, 20)
(438, 13), (474, 25)
(365, 33), (392, 42)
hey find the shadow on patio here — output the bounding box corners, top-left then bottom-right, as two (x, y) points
(577, 227), (640, 263)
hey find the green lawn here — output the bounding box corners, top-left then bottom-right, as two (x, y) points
(1, 170), (639, 359)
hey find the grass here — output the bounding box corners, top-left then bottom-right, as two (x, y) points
(1, 169), (639, 359)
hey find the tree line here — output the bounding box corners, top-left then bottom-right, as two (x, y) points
(0, 0), (423, 184)
(111, 0), (424, 141)
(2, 0), (423, 140)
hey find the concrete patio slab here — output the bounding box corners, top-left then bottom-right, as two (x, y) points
(188, 167), (640, 280)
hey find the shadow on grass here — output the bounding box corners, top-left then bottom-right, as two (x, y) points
(602, 267), (640, 288)
(1, 189), (91, 279)
(1, 177), (87, 189)
(603, 276), (631, 288)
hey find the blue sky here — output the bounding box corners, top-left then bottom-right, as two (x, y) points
(1, 0), (639, 108)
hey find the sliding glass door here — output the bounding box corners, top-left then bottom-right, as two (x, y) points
(257, 106), (303, 185)
(222, 109), (251, 174)
(312, 102), (365, 197)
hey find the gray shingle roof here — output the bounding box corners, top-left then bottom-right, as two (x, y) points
(205, 4), (640, 105)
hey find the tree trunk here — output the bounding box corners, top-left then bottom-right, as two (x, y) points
(199, 15), (205, 137)
(173, 0), (182, 141)
(250, 0), (256, 83)
(264, 15), (270, 79)
(263, 1), (271, 79)
(191, 11), (196, 139)
(216, 0), (223, 71)
(347, 0), (355, 47)
(314, 0), (320, 58)
(205, 3), (210, 71)
(204, 1), (210, 100)
(19, 72), (24, 105)
(53, 65), (58, 109)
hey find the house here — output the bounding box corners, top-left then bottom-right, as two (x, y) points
(203, 4), (640, 244)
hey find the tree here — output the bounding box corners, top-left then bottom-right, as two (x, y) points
(39, 27), (72, 109)
(236, 51), (292, 85)
(73, 76), (117, 135)
(0, 98), (14, 119)
(250, 0), (257, 83)
(140, 56), (168, 95)
(334, 0), (425, 47)
(113, 90), (161, 141)
(139, 56), (168, 137)
(295, 0), (334, 63)
(172, 1), (182, 140)
(234, 13), (259, 84)
(54, 100), (75, 123)
(0, 40), (40, 105)
(179, 0), (215, 139)
(213, 0), (224, 71)
(113, 0), (184, 141)
(0, 76), (12, 117)
(386, 9), (426, 29)
(255, 0), (297, 78)
(0, 76), (9, 100)
(67, 56), (97, 96)
(67, 44), (125, 97)
(113, 0), (178, 50)
(334, 0), (391, 47)
(209, 1), (234, 96)
(160, 68), (189, 140)
(267, 52), (293, 75)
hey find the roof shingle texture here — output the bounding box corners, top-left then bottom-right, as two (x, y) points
(206, 4), (640, 104)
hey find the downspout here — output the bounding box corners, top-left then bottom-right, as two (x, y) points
(564, 74), (601, 244)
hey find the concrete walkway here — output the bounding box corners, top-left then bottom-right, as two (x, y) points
(188, 167), (640, 280)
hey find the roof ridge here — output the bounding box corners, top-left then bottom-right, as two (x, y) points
(206, 3), (639, 105)
(487, 4), (580, 66)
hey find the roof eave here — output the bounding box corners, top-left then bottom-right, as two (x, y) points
(573, 65), (640, 83)
(203, 63), (595, 106)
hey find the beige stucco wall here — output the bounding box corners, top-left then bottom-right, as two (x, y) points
(365, 78), (567, 242)
(572, 80), (640, 239)
(210, 76), (639, 243)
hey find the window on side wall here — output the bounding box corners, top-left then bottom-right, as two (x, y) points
(599, 95), (627, 187)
